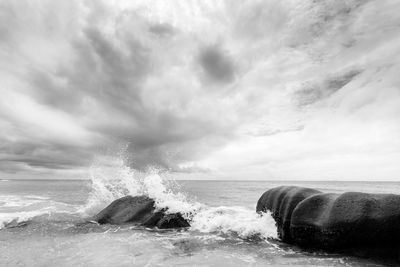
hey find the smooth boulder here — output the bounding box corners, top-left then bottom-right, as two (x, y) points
(93, 195), (190, 229)
(291, 191), (400, 249)
(256, 186), (321, 242)
(257, 186), (400, 253)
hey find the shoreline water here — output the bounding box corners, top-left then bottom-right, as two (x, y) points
(1, 178), (398, 266)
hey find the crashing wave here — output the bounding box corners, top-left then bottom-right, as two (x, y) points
(81, 159), (277, 240)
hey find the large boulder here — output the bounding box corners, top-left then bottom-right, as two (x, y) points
(93, 195), (190, 229)
(257, 186), (400, 256)
(256, 186), (321, 242)
(291, 192), (400, 249)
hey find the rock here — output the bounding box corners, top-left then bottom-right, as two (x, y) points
(257, 186), (400, 261)
(93, 195), (190, 229)
(256, 186), (321, 242)
(93, 195), (156, 225)
(156, 213), (190, 229)
(291, 191), (400, 249)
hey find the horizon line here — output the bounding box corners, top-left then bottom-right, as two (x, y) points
(1, 178), (399, 182)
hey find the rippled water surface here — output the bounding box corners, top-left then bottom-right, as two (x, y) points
(1, 178), (399, 266)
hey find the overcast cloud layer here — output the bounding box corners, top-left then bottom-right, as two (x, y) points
(1, 0), (400, 180)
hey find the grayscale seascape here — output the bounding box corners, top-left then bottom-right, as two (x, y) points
(1, 0), (400, 266)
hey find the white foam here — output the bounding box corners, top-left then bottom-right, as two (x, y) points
(143, 174), (203, 216)
(0, 193), (82, 229)
(0, 208), (53, 229)
(80, 158), (201, 217)
(141, 175), (278, 239)
(81, 158), (142, 215)
(0, 195), (50, 208)
(81, 159), (277, 240)
(1, 159), (277, 239)
(190, 206), (277, 239)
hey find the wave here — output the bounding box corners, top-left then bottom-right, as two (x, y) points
(80, 158), (200, 216)
(0, 195), (80, 230)
(0, 209), (53, 229)
(79, 159), (277, 240)
(1, 159), (277, 239)
(0, 195), (51, 208)
(190, 206), (277, 240)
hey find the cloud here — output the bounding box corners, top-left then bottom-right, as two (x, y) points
(1, 0), (400, 180)
(0, 0), (240, 176)
(198, 45), (236, 84)
(294, 69), (362, 107)
(149, 23), (175, 37)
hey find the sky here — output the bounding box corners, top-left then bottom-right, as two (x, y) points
(0, 0), (400, 180)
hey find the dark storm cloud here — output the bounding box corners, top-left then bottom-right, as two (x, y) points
(0, 140), (94, 171)
(28, 69), (83, 112)
(0, 2), (235, 174)
(199, 46), (236, 84)
(4, 158), (81, 170)
(122, 110), (233, 171)
(26, 19), (152, 114)
(71, 26), (150, 113)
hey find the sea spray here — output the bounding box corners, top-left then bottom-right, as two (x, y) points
(190, 207), (277, 240)
(82, 157), (143, 215)
(81, 158), (278, 240)
(143, 174), (203, 217)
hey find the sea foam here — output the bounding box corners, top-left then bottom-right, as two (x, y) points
(0, 209), (52, 229)
(82, 159), (277, 240)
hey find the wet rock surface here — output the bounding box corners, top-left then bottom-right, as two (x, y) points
(93, 195), (190, 229)
(257, 186), (400, 262)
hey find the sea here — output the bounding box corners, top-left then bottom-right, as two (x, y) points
(1, 174), (400, 267)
